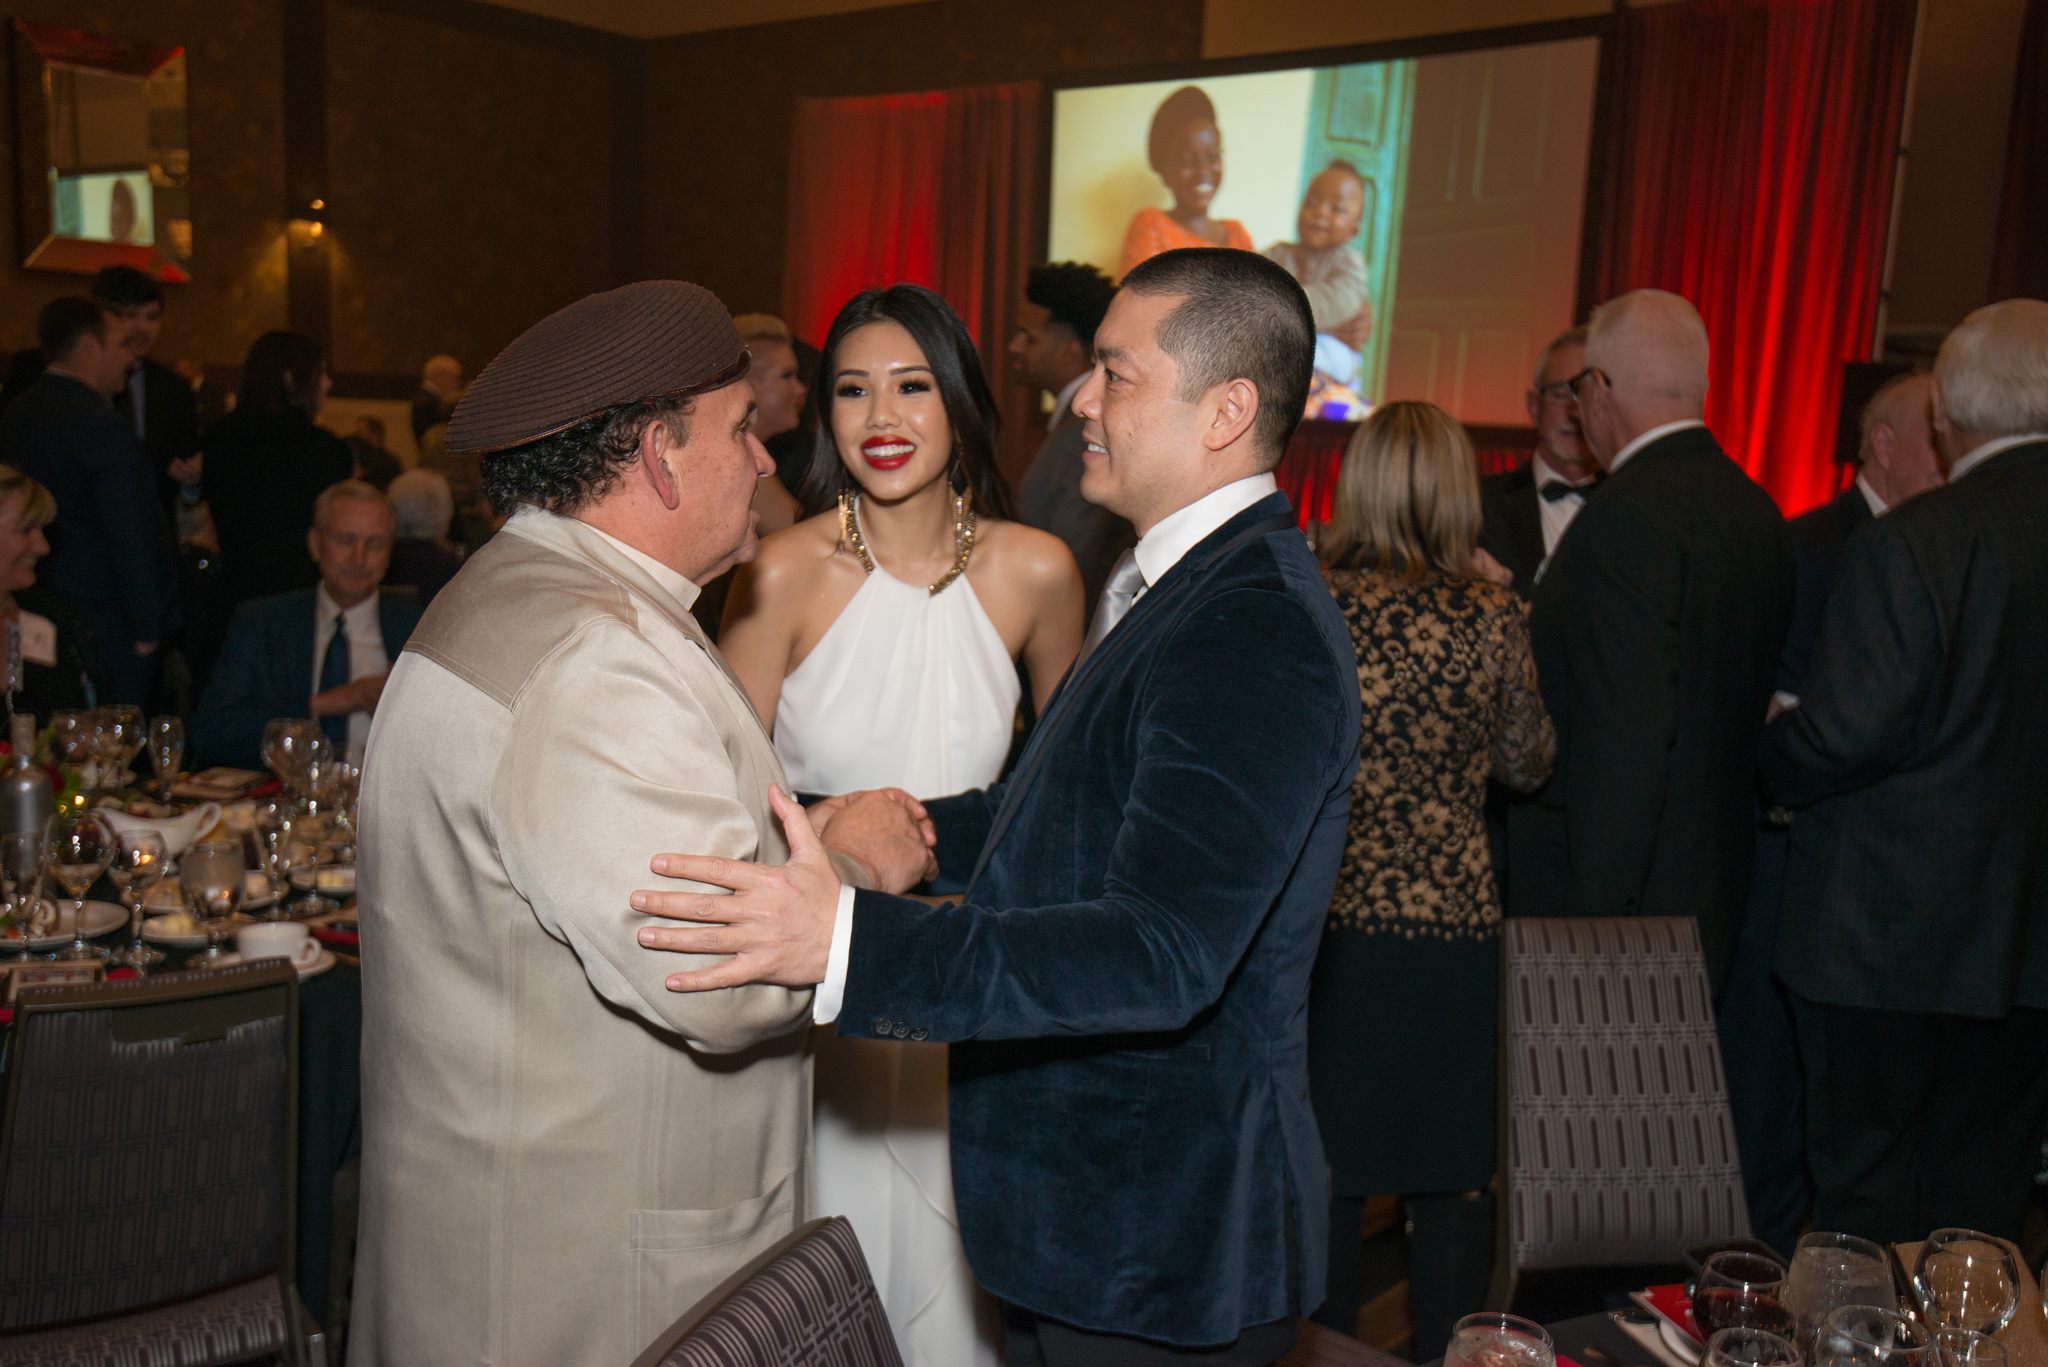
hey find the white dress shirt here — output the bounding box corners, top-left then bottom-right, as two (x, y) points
(1605, 418), (1707, 476)
(1947, 431), (2048, 483)
(813, 471), (1283, 1024)
(1532, 452), (1598, 556)
(1854, 472), (1888, 517)
(312, 586), (389, 757)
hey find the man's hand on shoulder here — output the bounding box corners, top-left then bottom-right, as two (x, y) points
(816, 788), (936, 894)
(633, 786), (846, 991)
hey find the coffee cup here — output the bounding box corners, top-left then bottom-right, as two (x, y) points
(235, 920), (320, 969)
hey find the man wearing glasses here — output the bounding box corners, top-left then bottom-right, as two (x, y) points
(1480, 325), (1600, 599)
(1517, 289), (1792, 989)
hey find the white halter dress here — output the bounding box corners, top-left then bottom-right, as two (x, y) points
(774, 559), (1018, 1367)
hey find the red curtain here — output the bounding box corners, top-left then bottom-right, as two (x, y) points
(1590, 0), (1918, 514)
(1991, 0), (2048, 301)
(781, 83), (1042, 478)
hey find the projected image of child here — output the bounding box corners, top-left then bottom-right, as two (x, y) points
(1266, 160), (1374, 393)
(1116, 85), (1254, 279)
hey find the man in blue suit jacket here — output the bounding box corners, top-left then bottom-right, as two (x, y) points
(194, 481), (420, 770)
(635, 249), (1361, 1362)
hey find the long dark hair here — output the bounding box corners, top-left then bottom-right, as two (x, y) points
(237, 330), (325, 418)
(797, 284), (1014, 520)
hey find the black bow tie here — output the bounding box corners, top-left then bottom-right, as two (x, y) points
(1540, 478), (1598, 503)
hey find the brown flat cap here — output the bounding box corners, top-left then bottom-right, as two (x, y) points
(445, 280), (749, 456)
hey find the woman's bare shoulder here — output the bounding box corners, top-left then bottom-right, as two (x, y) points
(973, 518), (1081, 591)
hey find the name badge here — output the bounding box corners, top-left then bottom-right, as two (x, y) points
(17, 611), (57, 669)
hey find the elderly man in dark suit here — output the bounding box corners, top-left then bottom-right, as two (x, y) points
(635, 249), (1360, 1364)
(1010, 262), (1134, 622)
(193, 481), (419, 769)
(1731, 370), (1946, 1251)
(1762, 299), (2048, 1243)
(1480, 325), (1599, 598)
(0, 297), (165, 704)
(1519, 290), (1793, 984)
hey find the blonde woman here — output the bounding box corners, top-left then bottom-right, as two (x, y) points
(1309, 401), (1555, 1353)
(0, 467), (109, 717)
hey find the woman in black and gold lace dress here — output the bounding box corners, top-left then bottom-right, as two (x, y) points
(1309, 401), (1555, 1353)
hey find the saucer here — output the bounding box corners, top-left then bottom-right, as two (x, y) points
(206, 947), (336, 980)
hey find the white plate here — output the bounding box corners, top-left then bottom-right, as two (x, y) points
(289, 864), (355, 897)
(141, 913), (247, 950)
(205, 947), (335, 980)
(143, 871), (275, 914)
(1658, 1315), (1704, 1366)
(5, 899), (127, 952)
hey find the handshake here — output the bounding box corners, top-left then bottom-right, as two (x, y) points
(807, 787), (939, 894)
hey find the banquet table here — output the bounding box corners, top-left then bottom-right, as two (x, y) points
(0, 908), (364, 1328)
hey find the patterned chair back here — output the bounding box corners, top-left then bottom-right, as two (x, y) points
(633, 1217), (902, 1367)
(1497, 918), (1750, 1289)
(0, 961), (299, 1337)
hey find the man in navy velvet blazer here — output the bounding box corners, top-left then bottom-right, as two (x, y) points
(634, 249), (1361, 1363)
(193, 482), (420, 769)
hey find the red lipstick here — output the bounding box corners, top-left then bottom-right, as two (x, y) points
(861, 435), (916, 471)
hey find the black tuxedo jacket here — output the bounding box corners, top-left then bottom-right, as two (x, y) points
(117, 355), (200, 501)
(1523, 425), (1793, 981)
(1763, 440), (2048, 1018)
(1478, 460), (1546, 600)
(1778, 482), (1873, 693)
(839, 493), (1361, 1344)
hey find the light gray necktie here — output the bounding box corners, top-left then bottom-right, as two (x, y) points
(1079, 549), (1145, 660)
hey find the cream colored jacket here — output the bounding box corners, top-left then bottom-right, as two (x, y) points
(351, 507), (824, 1367)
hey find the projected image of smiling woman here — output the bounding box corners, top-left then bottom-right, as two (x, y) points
(1117, 84), (1255, 279)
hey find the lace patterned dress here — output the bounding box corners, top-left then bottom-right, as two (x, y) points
(1308, 568), (1554, 1193)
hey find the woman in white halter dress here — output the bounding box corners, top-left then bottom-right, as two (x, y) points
(719, 285), (1084, 1367)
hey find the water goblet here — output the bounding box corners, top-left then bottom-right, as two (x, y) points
(1695, 1251), (1796, 1339)
(1784, 1232), (1896, 1351)
(1443, 1313), (1555, 1367)
(1914, 1230), (2020, 1335)
(96, 704), (145, 791)
(1931, 1328), (2008, 1367)
(1815, 1304), (1933, 1367)
(47, 807), (114, 961)
(180, 839), (247, 968)
(148, 715), (185, 791)
(0, 825), (52, 964)
(261, 718), (319, 797)
(49, 707), (100, 786)
(107, 828), (168, 970)
(1705, 1327), (1802, 1367)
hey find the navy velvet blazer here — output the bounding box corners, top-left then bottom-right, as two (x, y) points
(839, 493), (1362, 1345)
(191, 587), (421, 770)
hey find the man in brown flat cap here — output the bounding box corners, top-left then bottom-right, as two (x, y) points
(350, 281), (936, 1367)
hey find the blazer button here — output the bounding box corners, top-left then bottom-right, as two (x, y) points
(910, 1027), (929, 1041)
(872, 1016), (894, 1036)
(892, 1023), (911, 1039)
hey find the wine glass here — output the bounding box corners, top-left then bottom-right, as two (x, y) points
(46, 807), (114, 961)
(148, 715), (185, 791)
(180, 839), (247, 968)
(107, 828), (168, 970)
(1695, 1250), (1796, 1339)
(1931, 1328), (2008, 1367)
(1443, 1313), (1555, 1367)
(1705, 1327), (1802, 1367)
(1914, 1230), (2020, 1335)
(1815, 1304), (1932, 1367)
(96, 704), (145, 792)
(48, 707), (100, 786)
(1784, 1232), (1897, 1351)
(246, 800), (312, 922)
(1, 825), (52, 965)
(261, 718), (319, 796)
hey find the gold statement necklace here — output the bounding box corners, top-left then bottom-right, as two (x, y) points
(838, 488), (976, 596)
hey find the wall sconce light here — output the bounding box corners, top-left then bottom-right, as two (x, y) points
(287, 217), (326, 249)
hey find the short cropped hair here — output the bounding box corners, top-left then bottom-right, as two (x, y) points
(90, 265), (164, 311)
(1147, 85), (1217, 174)
(1025, 262), (1117, 351)
(1856, 369), (1930, 464)
(388, 468), (454, 540)
(481, 394), (696, 516)
(1119, 247), (1315, 463)
(312, 479), (390, 531)
(732, 314), (793, 348)
(0, 467), (57, 532)
(1934, 299), (2048, 438)
(37, 298), (110, 361)
(1321, 401), (1480, 581)
(1530, 325), (1588, 389)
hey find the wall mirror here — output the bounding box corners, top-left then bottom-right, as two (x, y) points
(10, 20), (192, 280)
